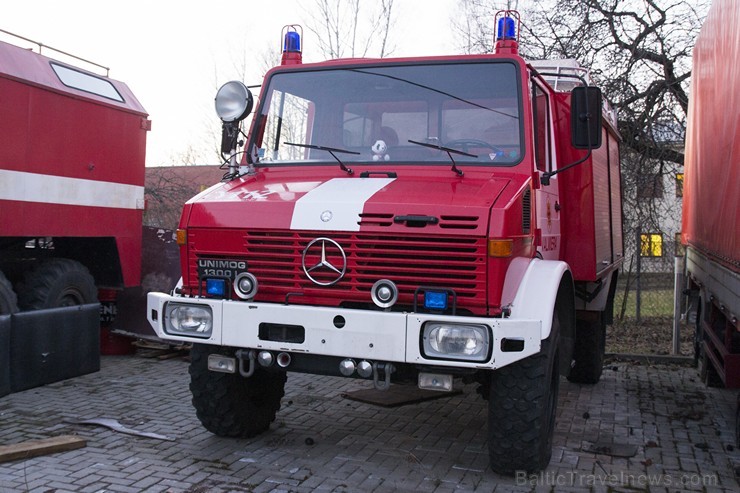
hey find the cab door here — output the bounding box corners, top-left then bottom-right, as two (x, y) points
(532, 80), (561, 260)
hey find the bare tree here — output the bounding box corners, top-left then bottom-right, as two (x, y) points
(144, 169), (193, 230)
(452, 0), (707, 167)
(521, 0), (707, 279)
(144, 165), (216, 230)
(305, 0), (396, 59)
(451, 0), (508, 54)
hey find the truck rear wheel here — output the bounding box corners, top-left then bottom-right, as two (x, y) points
(17, 259), (97, 310)
(189, 344), (287, 438)
(487, 323), (560, 475)
(0, 271), (18, 315)
(567, 312), (606, 384)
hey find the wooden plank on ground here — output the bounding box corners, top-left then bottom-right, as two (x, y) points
(0, 435), (86, 463)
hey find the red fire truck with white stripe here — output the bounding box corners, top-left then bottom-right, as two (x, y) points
(0, 33), (148, 313)
(147, 13), (622, 474)
(0, 31), (148, 385)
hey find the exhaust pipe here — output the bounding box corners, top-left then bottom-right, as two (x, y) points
(276, 352), (291, 368)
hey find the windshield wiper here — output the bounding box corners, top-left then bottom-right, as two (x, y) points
(284, 142), (358, 175)
(407, 139), (476, 177)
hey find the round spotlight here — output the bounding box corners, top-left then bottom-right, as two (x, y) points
(234, 272), (258, 300)
(215, 81), (253, 123)
(371, 279), (398, 308)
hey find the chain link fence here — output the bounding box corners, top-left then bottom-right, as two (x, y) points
(607, 232), (692, 356)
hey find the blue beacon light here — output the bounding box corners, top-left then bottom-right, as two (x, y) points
(281, 26), (303, 65)
(284, 31), (301, 53)
(496, 16), (516, 40)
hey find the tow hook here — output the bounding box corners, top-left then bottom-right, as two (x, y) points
(235, 349), (256, 377)
(373, 362), (395, 390)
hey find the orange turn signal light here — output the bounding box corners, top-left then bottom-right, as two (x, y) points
(176, 229), (187, 246)
(488, 239), (513, 257)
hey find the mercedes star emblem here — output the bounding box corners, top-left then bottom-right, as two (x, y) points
(301, 238), (347, 286)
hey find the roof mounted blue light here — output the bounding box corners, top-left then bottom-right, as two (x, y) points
(496, 16), (516, 40)
(284, 31), (301, 53)
(493, 10), (520, 54)
(281, 25), (304, 65)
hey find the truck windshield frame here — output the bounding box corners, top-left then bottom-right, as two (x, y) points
(251, 60), (524, 167)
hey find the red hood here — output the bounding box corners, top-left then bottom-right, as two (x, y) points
(185, 166), (514, 236)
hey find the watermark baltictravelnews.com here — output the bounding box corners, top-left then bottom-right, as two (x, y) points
(515, 470), (719, 488)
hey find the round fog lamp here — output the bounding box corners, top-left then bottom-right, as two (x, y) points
(371, 279), (398, 308)
(215, 81), (253, 123)
(234, 272), (258, 300)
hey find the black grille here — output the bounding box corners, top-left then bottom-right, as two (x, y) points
(522, 189), (531, 233)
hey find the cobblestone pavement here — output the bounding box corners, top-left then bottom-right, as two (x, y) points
(0, 353), (738, 492)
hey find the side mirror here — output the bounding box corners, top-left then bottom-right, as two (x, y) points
(571, 86), (603, 149)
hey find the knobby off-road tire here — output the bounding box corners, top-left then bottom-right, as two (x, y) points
(189, 344), (287, 438)
(488, 329), (560, 475)
(567, 312), (606, 384)
(16, 259), (97, 310)
(0, 270), (18, 315)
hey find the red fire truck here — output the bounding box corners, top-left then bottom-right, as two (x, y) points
(0, 32), (148, 393)
(682, 0), (740, 390)
(147, 13), (622, 474)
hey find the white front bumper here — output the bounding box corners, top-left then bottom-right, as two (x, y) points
(147, 292), (542, 370)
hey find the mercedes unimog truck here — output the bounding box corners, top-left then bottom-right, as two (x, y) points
(147, 12), (622, 474)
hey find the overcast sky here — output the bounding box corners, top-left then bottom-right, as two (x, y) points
(4, 0), (464, 167)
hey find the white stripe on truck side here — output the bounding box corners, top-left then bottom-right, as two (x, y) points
(0, 169), (145, 210)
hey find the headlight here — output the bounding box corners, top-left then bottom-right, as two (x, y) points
(215, 81), (253, 123)
(422, 322), (490, 362)
(164, 303), (213, 338)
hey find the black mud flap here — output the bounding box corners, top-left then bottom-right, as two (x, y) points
(0, 314), (10, 397)
(9, 303), (100, 393)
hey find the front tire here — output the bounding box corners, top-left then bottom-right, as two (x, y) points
(16, 259), (97, 310)
(189, 345), (287, 438)
(488, 328), (560, 475)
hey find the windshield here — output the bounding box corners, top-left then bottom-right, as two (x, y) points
(252, 61), (522, 166)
